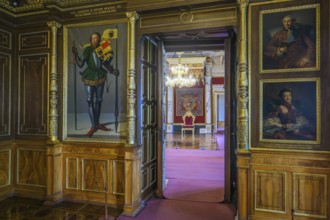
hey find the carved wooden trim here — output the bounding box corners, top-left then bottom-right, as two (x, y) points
(19, 31), (49, 51)
(18, 54), (49, 135)
(138, 6), (237, 33)
(141, 168), (148, 192)
(47, 21), (61, 142)
(0, 52), (11, 136)
(0, 29), (11, 49)
(126, 11), (138, 145)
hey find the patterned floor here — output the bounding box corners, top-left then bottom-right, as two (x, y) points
(0, 197), (122, 220)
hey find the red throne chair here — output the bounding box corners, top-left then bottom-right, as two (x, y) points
(181, 111), (196, 137)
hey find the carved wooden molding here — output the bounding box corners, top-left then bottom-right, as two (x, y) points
(0, 53), (11, 136)
(0, 29), (11, 49)
(138, 6), (237, 33)
(19, 31), (49, 51)
(18, 54), (49, 135)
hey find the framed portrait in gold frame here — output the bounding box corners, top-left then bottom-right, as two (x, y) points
(62, 20), (128, 142)
(259, 78), (321, 145)
(259, 4), (320, 73)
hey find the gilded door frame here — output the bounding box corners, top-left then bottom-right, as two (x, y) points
(135, 4), (238, 202)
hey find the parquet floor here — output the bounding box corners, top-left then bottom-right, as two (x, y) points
(165, 133), (221, 150)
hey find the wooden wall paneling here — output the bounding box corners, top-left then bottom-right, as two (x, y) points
(122, 147), (143, 216)
(0, 29), (12, 50)
(17, 147), (47, 187)
(53, 148), (62, 195)
(253, 169), (287, 215)
(61, 144), (126, 206)
(0, 52), (11, 137)
(14, 143), (47, 199)
(82, 159), (108, 192)
(293, 172), (328, 218)
(250, 151), (330, 220)
(44, 143), (63, 205)
(66, 157), (78, 190)
(0, 141), (14, 198)
(139, 36), (158, 200)
(18, 54), (49, 136)
(237, 153), (250, 220)
(0, 149), (11, 188)
(141, 168), (148, 193)
(150, 163), (156, 186)
(112, 160), (125, 195)
(127, 0), (224, 12)
(19, 31), (49, 51)
(137, 5), (237, 34)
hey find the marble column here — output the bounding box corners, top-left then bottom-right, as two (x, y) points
(205, 59), (212, 133)
(166, 86), (174, 133)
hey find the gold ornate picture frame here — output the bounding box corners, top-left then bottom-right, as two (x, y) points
(62, 20), (128, 142)
(259, 78), (321, 146)
(259, 4), (320, 73)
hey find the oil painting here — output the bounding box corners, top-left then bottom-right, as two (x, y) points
(260, 78), (320, 145)
(260, 4), (320, 73)
(63, 21), (128, 141)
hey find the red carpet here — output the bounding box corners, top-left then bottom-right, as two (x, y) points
(117, 198), (235, 220)
(164, 179), (224, 202)
(116, 134), (235, 220)
(165, 146), (224, 202)
(166, 148), (224, 181)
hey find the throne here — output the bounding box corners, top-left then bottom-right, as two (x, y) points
(181, 111), (195, 137)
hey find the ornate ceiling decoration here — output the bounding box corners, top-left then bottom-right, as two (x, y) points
(0, 0), (118, 14)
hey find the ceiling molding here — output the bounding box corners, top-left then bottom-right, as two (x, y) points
(126, 0), (234, 12)
(0, 0), (124, 16)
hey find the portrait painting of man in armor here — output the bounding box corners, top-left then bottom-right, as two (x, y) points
(64, 23), (128, 140)
(260, 79), (320, 145)
(261, 5), (319, 72)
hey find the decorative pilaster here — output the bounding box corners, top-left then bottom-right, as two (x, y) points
(236, 2), (250, 220)
(123, 11), (143, 217)
(205, 59), (212, 133)
(47, 21), (61, 142)
(45, 21), (63, 206)
(126, 12), (139, 145)
(236, 0), (249, 152)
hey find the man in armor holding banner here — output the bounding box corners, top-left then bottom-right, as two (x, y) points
(72, 31), (119, 137)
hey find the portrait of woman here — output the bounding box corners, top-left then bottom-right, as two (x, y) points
(261, 79), (320, 143)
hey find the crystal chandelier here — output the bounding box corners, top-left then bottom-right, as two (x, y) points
(165, 53), (198, 88)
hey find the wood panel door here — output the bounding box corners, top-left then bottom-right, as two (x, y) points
(138, 35), (160, 199)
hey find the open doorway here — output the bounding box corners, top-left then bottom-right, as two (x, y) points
(137, 28), (236, 204)
(163, 50), (226, 203)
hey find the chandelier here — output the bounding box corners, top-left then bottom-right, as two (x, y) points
(165, 53), (200, 88)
